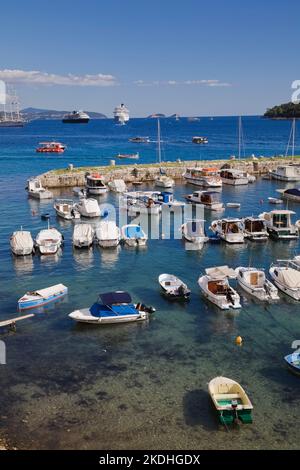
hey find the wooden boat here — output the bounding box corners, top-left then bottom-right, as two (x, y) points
(235, 267), (279, 301)
(10, 230), (34, 256)
(269, 261), (300, 300)
(208, 377), (253, 425)
(284, 352), (300, 375)
(69, 291), (155, 325)
(18, 284), (68, 310)
(158, 274), (191, 300)
(198, 266), (241, 310)
(121, 224), (147, 247)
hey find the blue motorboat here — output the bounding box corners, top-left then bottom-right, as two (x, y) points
(69, 291), (155, 324)
(284, 352), (300, 375)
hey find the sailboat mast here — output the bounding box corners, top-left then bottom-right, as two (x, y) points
(292, 118), (295, 159)
(238, 116), (241, 159)
(157, 118), (161, 164)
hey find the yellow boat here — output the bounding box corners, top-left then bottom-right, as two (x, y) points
(208, 376), (253, 425)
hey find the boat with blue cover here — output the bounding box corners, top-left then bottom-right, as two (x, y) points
(18, 283), (68, 310)
(121, 224), (147, 247)
(284, 351), (300, 375)
(68, 291), (155, 324)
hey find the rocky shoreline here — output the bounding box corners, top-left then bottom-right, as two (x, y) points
(38, 157), (300, 188)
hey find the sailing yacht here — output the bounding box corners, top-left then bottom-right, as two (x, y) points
(269, 119), (300, 181)
(0, 88), (25, 127)
(154, 119), (175, 188)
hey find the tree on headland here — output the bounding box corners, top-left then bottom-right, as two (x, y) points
(264, 102), (300, 118)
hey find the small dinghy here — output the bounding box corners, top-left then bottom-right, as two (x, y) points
(268, 197), (283, 204)
(76, 198), (101, 218)
(95, 221), (120, 248)
(208, 377), (253, 425)
(226, 202), (241, 208)
(269, 261), (300, 300)
(235, 267), (279, 301)
(181, 220), (208, 248)
(158, 274), (191, 300)
(18, 284), (68, 310)
(10, 229), (34, 256)
(284, 351), (300, 375)
(73, 224), (94, 248)
(121, 224), (147, 247)
(35, 227), (63, 255)
(69, 291), (155, 325)
(198, 266), (241, 310)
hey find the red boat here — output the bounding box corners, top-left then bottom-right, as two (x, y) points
(36, 142), (66, 153)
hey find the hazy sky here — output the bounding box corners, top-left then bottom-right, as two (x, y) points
(0, 0), (299, 116)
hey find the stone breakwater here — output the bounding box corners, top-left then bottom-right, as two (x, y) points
(39, 158), (298, 188)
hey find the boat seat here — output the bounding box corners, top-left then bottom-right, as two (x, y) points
(214, 393), (240, 400)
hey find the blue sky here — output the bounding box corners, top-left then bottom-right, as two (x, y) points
(0, 0), (299, 116)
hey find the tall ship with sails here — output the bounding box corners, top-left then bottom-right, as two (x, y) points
(0, 88), (26, 127)
(113, 103), (129, 124)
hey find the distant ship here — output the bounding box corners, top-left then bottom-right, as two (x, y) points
(113, 103), (129, 124)
(62, 110), (90, 123)
(0, 88), (26, 127)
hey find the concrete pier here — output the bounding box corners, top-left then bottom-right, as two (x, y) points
(39, 158), (299, 188)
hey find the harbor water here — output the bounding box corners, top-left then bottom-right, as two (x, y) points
(0, 117), (300, 449)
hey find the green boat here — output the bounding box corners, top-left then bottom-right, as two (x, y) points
(208, 376), (253, 425)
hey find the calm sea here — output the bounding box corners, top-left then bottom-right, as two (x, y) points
(0, 116), (300, 450)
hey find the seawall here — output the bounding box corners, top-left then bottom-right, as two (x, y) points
(39, 158), (299, 188)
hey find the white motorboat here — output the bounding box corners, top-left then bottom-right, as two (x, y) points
(259, 210), (299, 240)
(277, 187), (300, 202)
(121, 191), (161, 215)
(181, 220), (208, 248)
(226, 202), (241, 208)
(183, 167), (222, 188)
(76, 198), (101, 218)
(235, 267), (279, 301)
(158, 274), (191, 299)
(243, 217), (269, 241)
(210, 218), (244, 243)
(184, 190), (224, 211)
(121, 224), (147, 247)
(73, 224), (94, 248)
(26, 178), (53, 199)
(95, 221), (120, 248)
(69, 291), (156, 325)
(85, 173), (107, 195)
(108, 179), (127, 193)
(269, 165), (300, 182)
(268, 197), (283, 204)
(35, 227), (63, 254)
(220, 169), (250, 185)
(10, 229), (34, 256)
(269, 261), (300, 300)
(54, 199), (80, 220)
(198, 266), (241, 310)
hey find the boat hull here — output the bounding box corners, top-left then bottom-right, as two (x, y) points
(62, 118), (89, 123)
(69, 308), (148, 324)
(18, 290), (67, 310)
(86, 187), (108, 195)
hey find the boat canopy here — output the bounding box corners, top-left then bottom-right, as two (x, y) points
(33, 284), (67, 298)
(276, 268), (300, 288)
(11, 231), (33, 251)
(99, 291), (132, 305)
(206, 266), (237, 279)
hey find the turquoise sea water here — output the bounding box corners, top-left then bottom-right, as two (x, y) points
(0, 117), (300, 450)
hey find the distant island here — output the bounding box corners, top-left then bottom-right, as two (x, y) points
(20, 107), (107, 121)
(264, 102), (300, 119)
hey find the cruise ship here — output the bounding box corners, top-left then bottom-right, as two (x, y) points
(113, 103), (129, 124)
(62, 110), (90, 123)
(0, 89), (25, 127)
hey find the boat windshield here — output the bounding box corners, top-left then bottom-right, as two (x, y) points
(273, 214), (289, 228)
